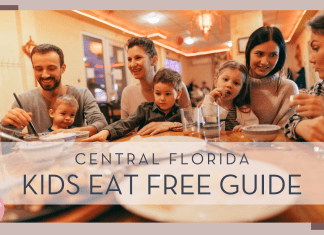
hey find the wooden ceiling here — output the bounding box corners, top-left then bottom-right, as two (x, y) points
(73, 10), (318, 55)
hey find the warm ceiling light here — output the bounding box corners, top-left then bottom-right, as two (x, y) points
(190, 11), (222, 41)
(147, 33), (167, 39)
(146, 12), (160, 24)
(225, 41), (232, 47)
(184, 37), (194, 45)
(196, 13), (215, 34)
(73, 10), (230, 57)
(147, 16), (160, 24)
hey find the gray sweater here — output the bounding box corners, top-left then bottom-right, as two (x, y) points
(1, 85), (108, 134)
(250, 75), (299, 128)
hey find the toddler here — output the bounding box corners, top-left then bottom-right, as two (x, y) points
(48, 94), (79, 132)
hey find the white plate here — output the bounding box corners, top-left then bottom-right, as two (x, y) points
(109, 136), (207, 160)
(115, 158), (299, 222)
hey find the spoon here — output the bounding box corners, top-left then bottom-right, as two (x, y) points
(0, 131), (25, 142)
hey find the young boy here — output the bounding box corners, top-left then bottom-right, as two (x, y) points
(48, 94), (79, 132)
(83, 68), (183, 141)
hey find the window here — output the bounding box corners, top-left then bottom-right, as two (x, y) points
(165, 58), (181, 74)
(82, 33), (127, 105)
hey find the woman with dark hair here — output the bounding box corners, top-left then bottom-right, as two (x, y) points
(285, 13), (324, 142)
(121, 37), (191, 135)
(246, 26), (298, 127)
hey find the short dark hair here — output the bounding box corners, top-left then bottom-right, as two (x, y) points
(153, 68), (182, 91)
(31, 44), (64, 67)
(50, 94), (79, 111)
(245, 26), (286, 77)
(307, 13), (324, 35)
(126, 37), (157, 59)
(216, 60), (251, 112)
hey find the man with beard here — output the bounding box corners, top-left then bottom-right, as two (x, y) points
(1, 44), (107, 136)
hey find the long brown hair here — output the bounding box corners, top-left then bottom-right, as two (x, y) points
(245, 26), (286, 92)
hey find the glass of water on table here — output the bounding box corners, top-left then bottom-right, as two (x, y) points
(180, 107), (201, 138)
(201, 103), (221, 142)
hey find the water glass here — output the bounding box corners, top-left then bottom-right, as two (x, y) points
(180, 107), (201, 138)
(201, 104), (221, 142)
(0, 124), (22, 155)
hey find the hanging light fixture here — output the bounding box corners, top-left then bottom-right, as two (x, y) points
(190, 11), (223, 41)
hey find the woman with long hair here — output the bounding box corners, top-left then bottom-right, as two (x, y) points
(245, 26), (299, 127)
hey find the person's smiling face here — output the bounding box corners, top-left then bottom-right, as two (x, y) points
(32, 51), (66, 91)
(127, 45), (156, 81)
(309, 32), (324, 79)
(249, 40), (280, 78)
(153, 82), (181, 114)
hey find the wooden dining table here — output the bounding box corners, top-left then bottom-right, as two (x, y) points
(2, 130), (324, 223)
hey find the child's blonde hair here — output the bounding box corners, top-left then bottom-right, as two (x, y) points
(50, 94), (79, 111)
(215, 60), (251, 113)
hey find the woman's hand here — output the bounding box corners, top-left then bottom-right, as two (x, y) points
(209, 88), (225, 100)
(81, 130), (109, 142)
(137, 122), (178, 136)
(233, 125), (243, 132)
(295, 116), (324, 142)
(290, 94), (324, 118)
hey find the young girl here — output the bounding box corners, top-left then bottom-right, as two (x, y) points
(202, 60), (258, 132)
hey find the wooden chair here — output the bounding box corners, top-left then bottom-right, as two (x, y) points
(98, 103), (115, 124)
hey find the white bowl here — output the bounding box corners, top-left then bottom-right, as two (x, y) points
(39, 132), (76, 149)
(243, 125), (281, 142)
(74, 131), (90, 142)
(23, 132), (49, 142)
(19, 141), (64, 162)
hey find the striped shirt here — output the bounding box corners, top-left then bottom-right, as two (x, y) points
(225, 106), (239, 131)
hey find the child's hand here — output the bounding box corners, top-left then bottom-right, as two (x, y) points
(169, 122), (183, 132)
(81, 130), (109, 142)
(290, 94), (324, 118)
(138, 122), (175, 136)
(209, 88), (225, 100)
(233, 125), (243, 132)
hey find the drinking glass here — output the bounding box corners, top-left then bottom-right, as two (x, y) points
(201, 104), (221, 142)
(180, 107), (201, 138)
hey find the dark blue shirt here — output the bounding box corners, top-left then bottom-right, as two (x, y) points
(104, 102), (181, 141)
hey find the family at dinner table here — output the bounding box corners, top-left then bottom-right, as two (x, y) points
(1, 14), (324, 143)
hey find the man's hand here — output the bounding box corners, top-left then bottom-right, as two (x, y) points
(81, 130), (109, 142)
(2, 108), (32, 129)
(290, 94), (324, 118)
(295, 116), (324, 142)
(137, 122), (177, 136)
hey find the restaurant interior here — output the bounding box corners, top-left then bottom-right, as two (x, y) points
(0, 10), (322, 120)
(1, 10), (324, 223)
